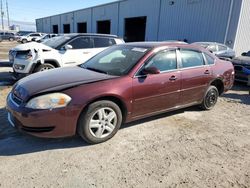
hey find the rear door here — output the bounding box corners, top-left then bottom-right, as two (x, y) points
(132, 49), (181, 118)
(61, 36), (94, 66)
(178, 49), (212, 105)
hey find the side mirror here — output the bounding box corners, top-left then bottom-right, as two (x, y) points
(64, 44), (73, 50)
(142, 67), (160, 75)
(241, 52), (247, 56)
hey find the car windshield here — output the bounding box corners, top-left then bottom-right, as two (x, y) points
(82, 45), (150, 76)
(42, 36), (71, 49)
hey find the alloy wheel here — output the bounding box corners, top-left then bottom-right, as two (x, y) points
(89, 107), (117, 139)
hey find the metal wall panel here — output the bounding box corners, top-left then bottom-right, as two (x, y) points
(118, 0), (161, 41)
(50, 15), (60, 33)
(36, 19), (43, 32)
(60, 12), (74, 33)
(223, 0), (243, 49)
(73, 9), (92, 33)
(42, 18), (51, 33)
(92, 3), (119, 35)
(158, 0), (232, 43)
(233, 0), (250, 55)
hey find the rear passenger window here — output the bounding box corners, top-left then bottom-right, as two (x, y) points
(180, 50), (205, 68)
(204, 53), (215, 65)
(94, 37), (115, 48)
(207, 45), (217, 52)
(218, 45), (227, 51)
(68, 37), (92, 49)
(146, 50), (177, 72)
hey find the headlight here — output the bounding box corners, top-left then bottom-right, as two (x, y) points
(26, 93), (71, 109)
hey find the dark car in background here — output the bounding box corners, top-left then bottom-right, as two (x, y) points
(0, 31), (17, 41)
(232, 51), (250, 85)
(6, 42), (234, 144)
(193, 42), (235, 59)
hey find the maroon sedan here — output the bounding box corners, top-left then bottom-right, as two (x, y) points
(6, 42), (234, 144)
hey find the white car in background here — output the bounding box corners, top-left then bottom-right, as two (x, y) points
(17, 33), (46, 43)
(9, 34), (125, 79)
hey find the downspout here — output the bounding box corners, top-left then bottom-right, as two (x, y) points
(224, 0), (234, 45)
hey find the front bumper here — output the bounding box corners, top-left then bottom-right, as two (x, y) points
(12, 58), (35, 74)
(6, 93), (80, 138)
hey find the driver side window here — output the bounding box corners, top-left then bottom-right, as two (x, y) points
(68, 37), (92, 49)
(145, 50), (177, 72)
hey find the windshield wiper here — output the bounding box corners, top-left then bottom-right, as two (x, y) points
(84, 66), (109, 75)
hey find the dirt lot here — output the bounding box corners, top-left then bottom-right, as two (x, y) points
(0, 42), (250, 188)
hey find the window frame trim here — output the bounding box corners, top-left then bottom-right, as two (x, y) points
(134, 48), (178, 78)
(177, 48), (207, 70)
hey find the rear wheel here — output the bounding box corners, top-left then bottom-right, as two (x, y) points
(35, 63), (55, 72)
(200, 86), (219, 110)
(77, 100), (122, 144)
(9, 37), (14, 41)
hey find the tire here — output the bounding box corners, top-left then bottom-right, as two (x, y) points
(9, 37), (14, 41)
(200, 86), (219, 110)
(77, 100), (122, 144)
(35, 63), (55, 72)
(22, 39), (28, 43)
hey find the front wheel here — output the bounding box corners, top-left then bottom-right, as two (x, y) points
(77, 100), (122, 144)
(22, 39), (28, 43)
(200, 86), (219, 110)
(35, 63), (55, 72)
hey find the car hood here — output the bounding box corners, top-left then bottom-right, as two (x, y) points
(13, 67), (117, 101)
(11, 42), (52, 51)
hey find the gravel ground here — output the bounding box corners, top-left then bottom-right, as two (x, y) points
(0, 42), (250, 188)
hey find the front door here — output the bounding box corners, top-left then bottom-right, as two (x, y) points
(61, 36), (94, 67)
(132, 50), (181, 118)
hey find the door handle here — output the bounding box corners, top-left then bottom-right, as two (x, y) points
(204, 70), (210, 74)
(169, 75), (177, 81)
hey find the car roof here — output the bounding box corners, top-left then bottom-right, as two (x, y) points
(120, 42), (205, 50)
(193, 42), (227, 46)
(63, 33), (119, 38)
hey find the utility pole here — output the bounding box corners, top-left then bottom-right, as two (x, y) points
(6, 0), (9, 28)
(0, 0), (4, 30)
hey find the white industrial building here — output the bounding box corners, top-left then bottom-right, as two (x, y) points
(36, 0), (250, 55)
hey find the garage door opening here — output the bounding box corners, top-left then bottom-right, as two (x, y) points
(63, 24), (70, 33)
(97, 20), (111, 34)
(77, 22), (87, 33)
(124, 16), (147, 42)
(53, 25), (58, 34)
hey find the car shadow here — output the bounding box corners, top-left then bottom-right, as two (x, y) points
(0, 106), (201, 156)
(122, 106), (201, 129)
(222, 82), (250, 105)
(0, 107), (88, 156)
(0, 61), (12, 67)
(222, 93), (250, 105)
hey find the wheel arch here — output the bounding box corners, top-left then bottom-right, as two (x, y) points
(209, 78), (224, 95)
(80, 95), (128, 124)
(33, 59), (60, 73)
